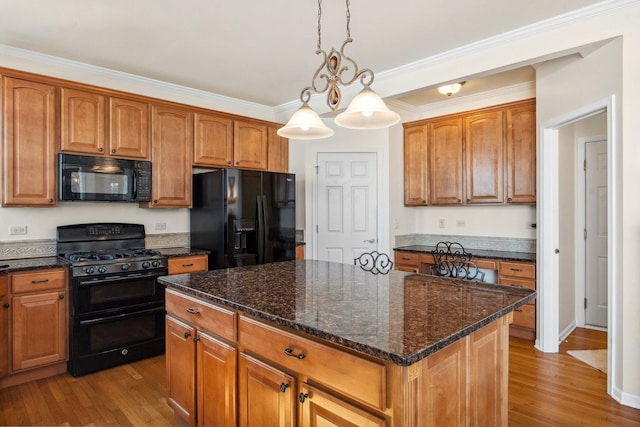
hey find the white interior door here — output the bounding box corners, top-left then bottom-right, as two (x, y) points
(585, 139), (608, 328)
(316, 153), (378, 264)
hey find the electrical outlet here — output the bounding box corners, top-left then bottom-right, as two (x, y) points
(438, 219), (445, 228)
(456, 220), (466, 227)
(9, 225), (28, 235)
(154, 222), (167, 231)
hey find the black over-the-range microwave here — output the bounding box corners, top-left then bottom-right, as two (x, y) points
(58, 153), (152, 202)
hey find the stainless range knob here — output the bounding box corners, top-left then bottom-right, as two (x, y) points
(142, 261), (151, 269)
(98, 266), (107, 274)
(121, 263), (130, 271)
(152, 260), (160, 268)
(85, 266), (95, 274)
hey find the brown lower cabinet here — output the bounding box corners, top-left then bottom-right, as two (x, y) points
(1, 268), (68, 389)
(0, 275), (8, 378)
(167, 254), (208, 275)
(165, 287), (510, 426)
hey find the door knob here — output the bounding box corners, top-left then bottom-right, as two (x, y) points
(363, 238), (376, 243)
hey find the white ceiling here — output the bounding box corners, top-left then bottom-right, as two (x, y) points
(0, 0), (604, 107)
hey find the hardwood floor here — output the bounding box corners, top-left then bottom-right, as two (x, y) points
(0, 328), (638, 426)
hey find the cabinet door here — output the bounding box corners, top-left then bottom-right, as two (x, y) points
(197, 331), (237, 427)
(60, 87), (106, 155)
(299, 383), (386, 427)
(109, 97), (150, 159)
(12, 290), (67, 371)
(2, 77), (57, 206)
(0, 275), (8, 378)
(239, 353), (295, 427)
(234, 120), (268, 170)
(149, 104), (193, 207)
(430, 118), (463, 205)
(193, 113), (234, 167)
(403, 124), (429, 206)
(465, 111), (504, 204)
(506, 102), (536, 204)
(468, 318), (507, 426)
(165, 315), (196, 426)
(267, 127), (289, 173)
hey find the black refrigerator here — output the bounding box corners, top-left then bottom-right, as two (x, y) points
(190, 169), (296, 270)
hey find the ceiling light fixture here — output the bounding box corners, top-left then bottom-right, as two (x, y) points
(278, 0), (400, 140)
(437, 82), (465, 97)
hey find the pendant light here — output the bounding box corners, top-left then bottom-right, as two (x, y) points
(278, 0), (399, 140)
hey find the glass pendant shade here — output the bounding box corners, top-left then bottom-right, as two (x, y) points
(334, 88), (400, 129)
(277, 104), (334, 139)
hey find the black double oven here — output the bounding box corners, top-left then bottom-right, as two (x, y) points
(57, 223), (167, 377)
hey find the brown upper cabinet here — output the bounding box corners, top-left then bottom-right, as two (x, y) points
(506, 102), (536, 204)
(403, 98), (536, 206)
(464, 111), (504, 204)
(233, 120), (268, 170)
(403, 124), (429, 206)
(193, 113), (234, 167)
(146, 104), (193, 208)
(267, 126), (289, 173)
(60, 88), (149, 159)
(2, 77), (57, 207)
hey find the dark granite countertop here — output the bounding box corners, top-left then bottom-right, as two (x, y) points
(158, 260), (535, 366)
(394, 245), (536, 263)
(157, 247), (210, 258)
(0, 256), (69, 274)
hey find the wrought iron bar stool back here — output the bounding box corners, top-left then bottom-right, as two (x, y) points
(354, 251), (394, 275)
(430, 241), (485, 281)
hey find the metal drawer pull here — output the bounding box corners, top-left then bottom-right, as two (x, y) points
(182, 263), (194, 267)
(510, 268), (523, 272)
(515, 308), (523, 312)
(183, 331), (191, 339)
(186, 307), (201, 314)
(299, 392), (309, 403)
(284, 347), (306, 359)
(280, 383), (289, 392)
(31, 279), (49, 283)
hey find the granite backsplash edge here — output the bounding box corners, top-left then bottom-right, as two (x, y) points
(394, 234), (536, 253)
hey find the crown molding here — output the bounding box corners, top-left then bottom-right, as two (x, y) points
(0, 44), (274, 119)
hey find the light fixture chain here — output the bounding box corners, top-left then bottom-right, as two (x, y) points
(345, 0), (351, 38)
(317, 0), (322, 51)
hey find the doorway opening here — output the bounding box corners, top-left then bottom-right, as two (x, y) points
(538, 97), (615, 397)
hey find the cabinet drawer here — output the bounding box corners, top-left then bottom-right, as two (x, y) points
(420, 253), (436, 264)
(498, 277), (535, 291)
(166, 289), (236, 342)
(512, 303), (535, 330)
(499, 261), (535, 279)
(473, 258), (498, 270)
(394, 251), (419, 267)
(239, 315), (386, 411)
(11, 269), (66, 294)
(168, 255), (208, 274)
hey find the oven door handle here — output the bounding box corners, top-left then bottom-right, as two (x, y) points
(78, 306), (165, 326)
(78, 271), (165, 285)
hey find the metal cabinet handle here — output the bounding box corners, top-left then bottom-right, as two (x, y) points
(510, 268), (523, 272)
(298, 392), (309, 403)
(284, 347), (305, 359)
(183, 331), (191, 339)
(2, 303), (9, 309)
(186, 307), (201, 314)
(48, 198), (54, 203)
(111, 149), (116, 154)
(280, 383), (289, 393)
(31, 279), (49, 284)
(59, 294), (65, 300)
(98, 147), (104, 152)
(182, 263), (194, 267)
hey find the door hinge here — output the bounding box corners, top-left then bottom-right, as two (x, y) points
(584, 228), (587, 240)
(315, 165), (319, 174)
(316, 224), (318, 232)
(584, 297), (588, 309)
(584, 160), (587, 171)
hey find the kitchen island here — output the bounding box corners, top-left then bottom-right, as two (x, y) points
(159, 260), (535, 426)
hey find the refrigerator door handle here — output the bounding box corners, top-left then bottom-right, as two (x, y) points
(257, 195), (265, 264)
(261, 195), (271, 263)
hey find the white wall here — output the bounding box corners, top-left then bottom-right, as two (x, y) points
(558, 125), (576, 334)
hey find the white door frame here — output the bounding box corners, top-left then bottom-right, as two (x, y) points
(575, 134), (608, 329)
(538, 95), (616, 397)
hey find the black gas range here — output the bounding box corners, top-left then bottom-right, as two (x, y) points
(57, 223), (168, 377)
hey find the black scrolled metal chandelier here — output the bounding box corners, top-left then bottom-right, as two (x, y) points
(277, 0), (400, 140)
